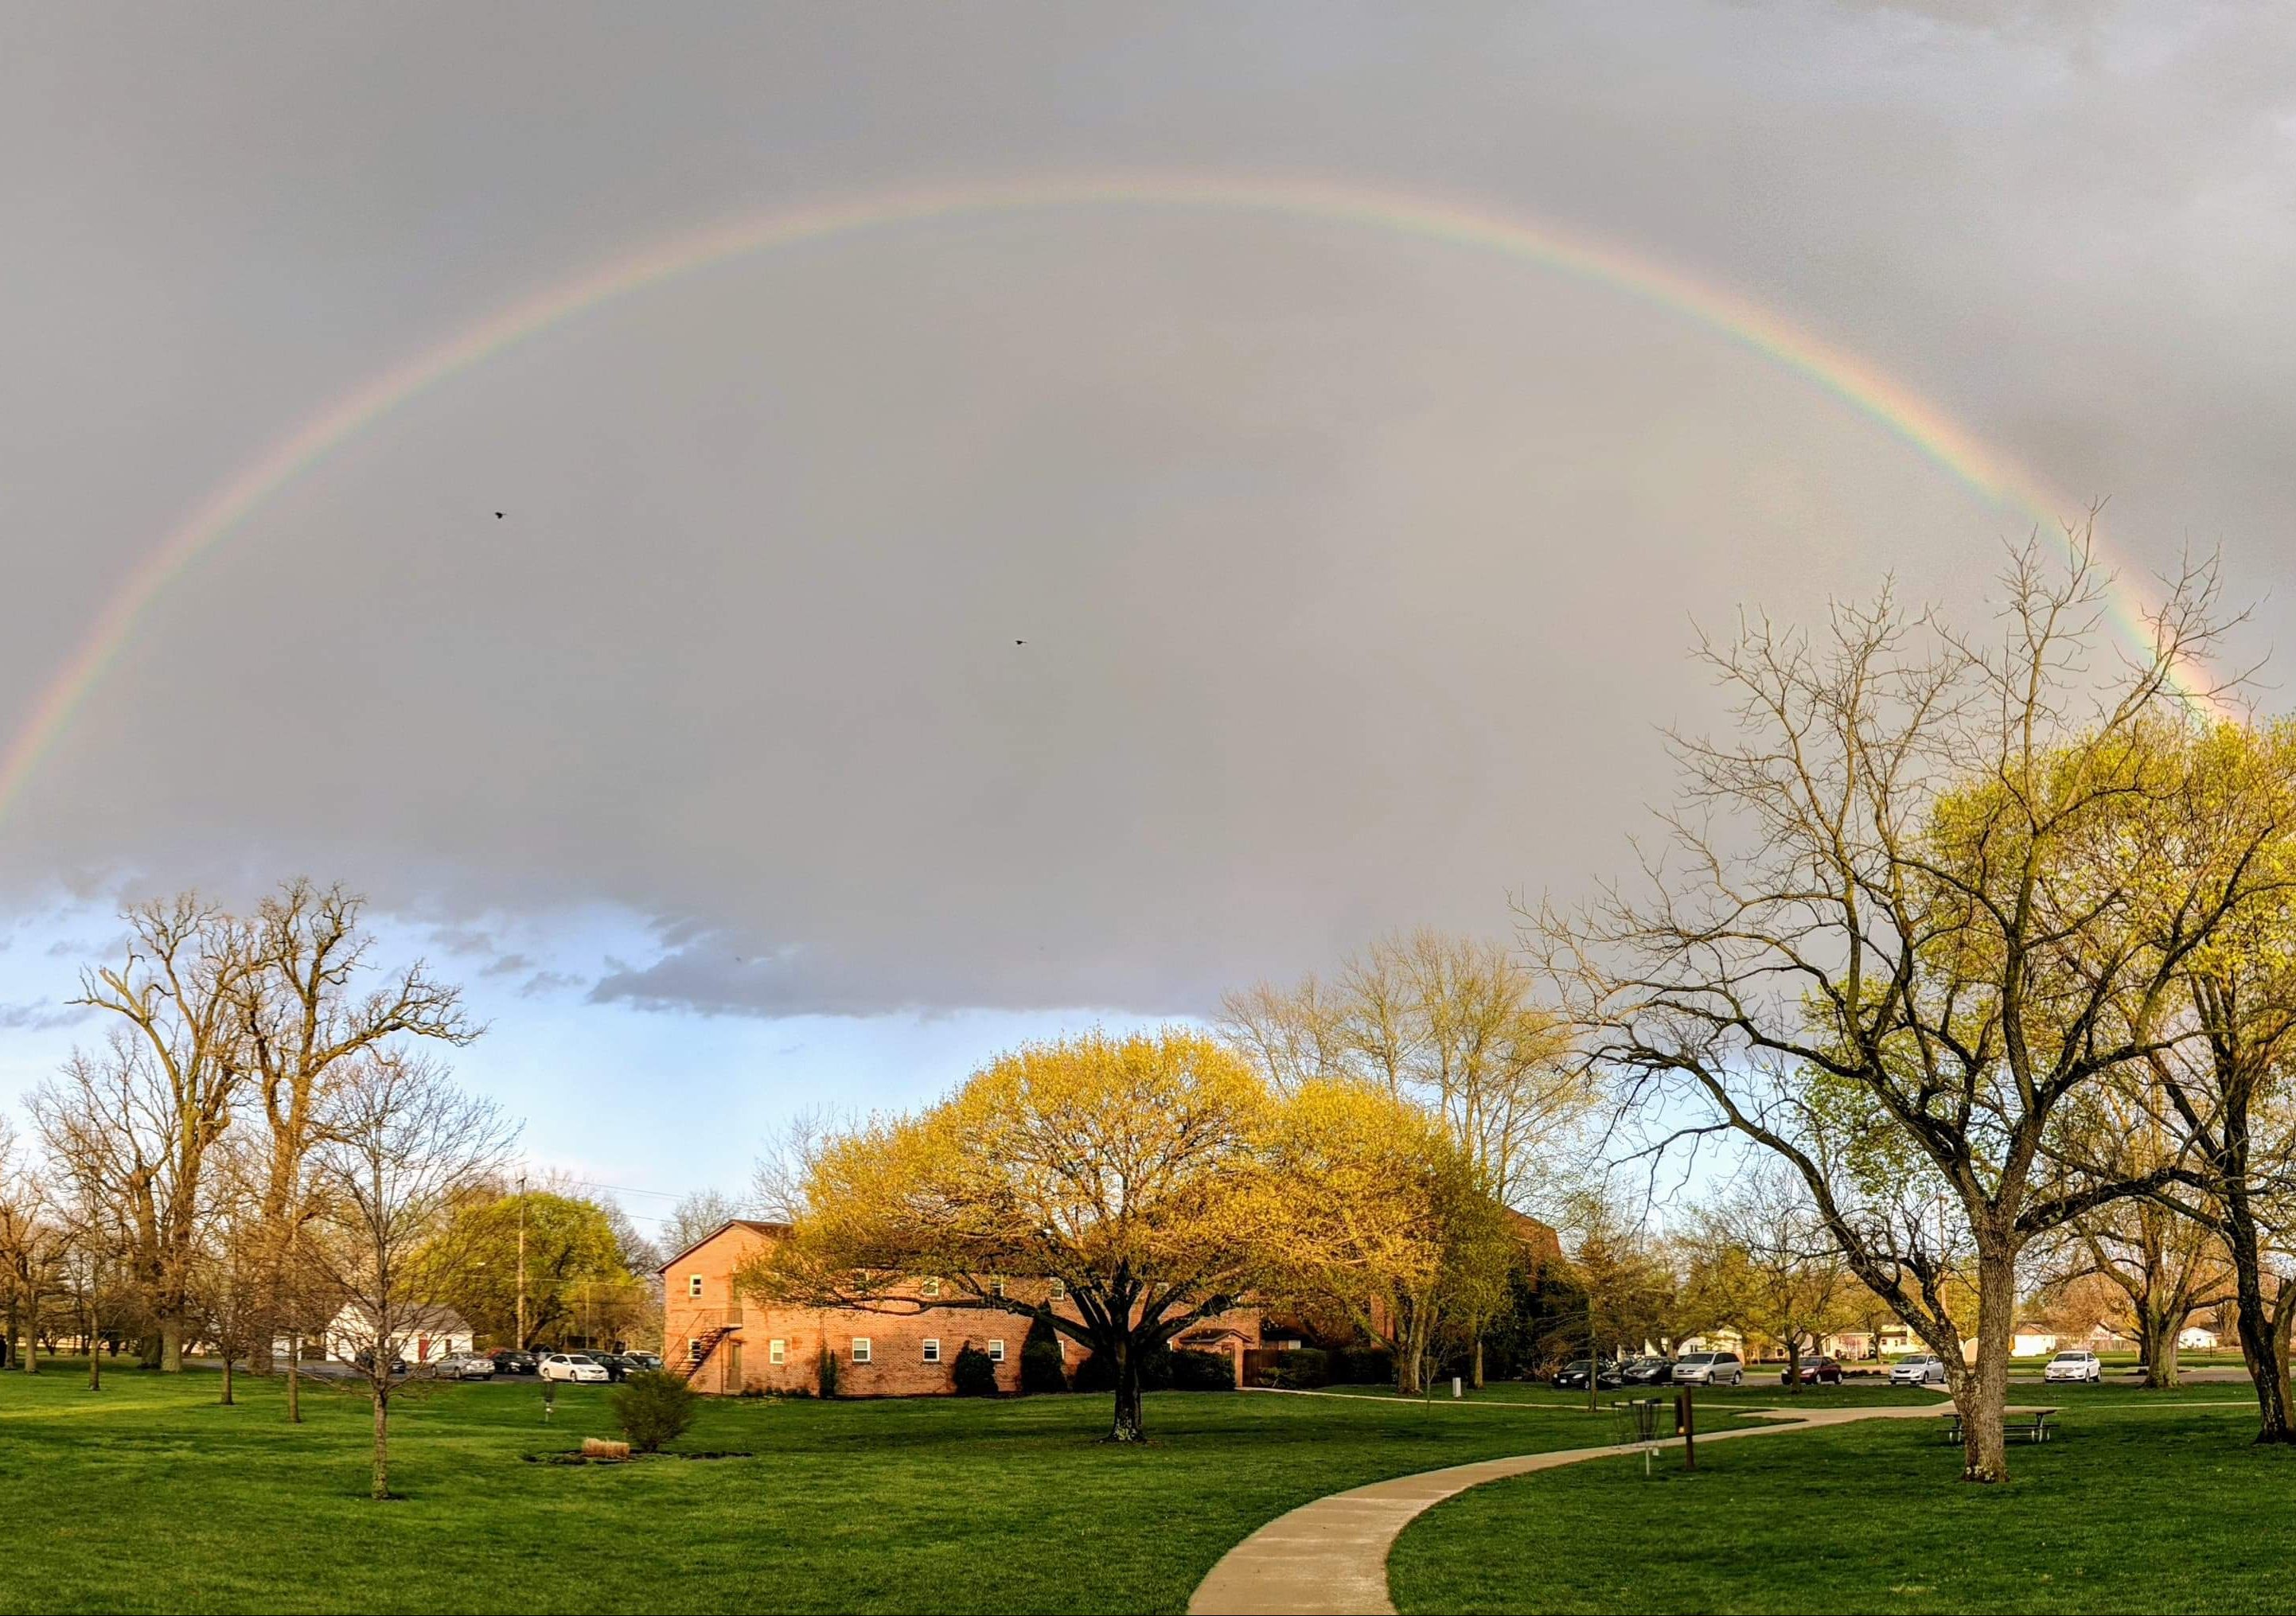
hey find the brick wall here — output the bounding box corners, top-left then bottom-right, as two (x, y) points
(661, 1220), (1259, 1397)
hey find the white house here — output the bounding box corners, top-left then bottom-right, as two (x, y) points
(322, 1303), (474, 1365)
(2179, 1325), (2220, 1351)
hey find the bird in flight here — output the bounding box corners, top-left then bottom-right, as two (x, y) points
(1015, 639), (1025, 645)
(495, 511), (505, 519)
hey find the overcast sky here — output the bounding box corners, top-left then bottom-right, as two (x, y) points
(4, 1), (2293, 1217)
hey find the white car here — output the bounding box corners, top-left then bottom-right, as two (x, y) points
(538, 1352), (610, 1384)
(431, 1352), (495, 1380)
(1890, 1355), (1949, 1385)
(2044, 1349), (2103, 1384)
(1670, 1350), (1744, 1387)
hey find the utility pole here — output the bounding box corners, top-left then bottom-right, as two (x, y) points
(515, 1171), (528, 1350)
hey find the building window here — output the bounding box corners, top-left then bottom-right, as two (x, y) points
(922, 1338), (941, 1364)
(852, 1338), (871, 1365)
(991, 1277), (1006, 1299)
(988, 1340), (1006, 1362)
(1047, 1279), (1066, 1303)
(686, 1338), (700, 1361)
(920, 1278), (941, 1299)
(688, 1275), (704, 1298)
(769, 1338), (786, 1365)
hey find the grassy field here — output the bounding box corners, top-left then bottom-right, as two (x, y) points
(1390, 1382), (2286, 1614)
(1335, 1379), (1951, 1409)
(0, 1363), (1747, 1615)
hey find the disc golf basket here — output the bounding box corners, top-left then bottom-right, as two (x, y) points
(1612, 1396), (1670, 1476)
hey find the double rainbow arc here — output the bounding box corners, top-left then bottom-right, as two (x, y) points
(0, 173), (2225, 827)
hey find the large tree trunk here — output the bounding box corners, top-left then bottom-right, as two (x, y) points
(1956, 1239), (2016, 1483)
(371, 1386), (391, 1500)
(219, 1353), (234, 1406)
(1784, 1336), (1802, 1396)
(1106, 1343), (1145, 1443)
(1472, 1336), (1485, 1390)
(2144, 1314), (2181, 1390)
(160, 1317), (183, 1373)
(2224, 1194), (2295, 1442)
(286, 1333), (302, 1424)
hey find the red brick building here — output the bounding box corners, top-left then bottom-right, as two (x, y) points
(660, 1219), (1266, 1396)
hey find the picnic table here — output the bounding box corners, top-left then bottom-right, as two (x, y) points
(1941, 1407), (2056, 1444)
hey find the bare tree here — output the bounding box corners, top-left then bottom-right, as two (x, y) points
(235, 880), (476, 1377)
(307, 1052), (513, 1500)
(1537, 536), (2290, 1481)
(1224, 929), (1592, 1382)
(0, 1123), (71, 1374)
(44, 896), (263, 1369)
(661, 1188), (746, 1260)
(1683, 1164), (1850, 1392)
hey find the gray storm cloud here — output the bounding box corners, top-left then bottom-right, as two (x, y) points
(2, 1), (2291, 1017)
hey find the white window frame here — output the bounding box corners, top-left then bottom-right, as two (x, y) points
(922, 1338), (941, 1364)
(688, 1275), (704, 1298)
(769, 1338), (786, 1365)
(990, 1277), (1006, 1299)
(1047, 1279), (1066, 1302)
(920, 1277), (941, 1299)
(852, 1338), (871, 1365)
(988, 1339), (1006, 1362)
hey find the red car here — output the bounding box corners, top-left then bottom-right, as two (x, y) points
(1782, 1355), (1843, 1384)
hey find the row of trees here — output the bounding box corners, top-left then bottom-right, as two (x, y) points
(1538, 533), (2296, 1481)
(743, 1026), (1581, 1439)
(0, 885), (666, 1499)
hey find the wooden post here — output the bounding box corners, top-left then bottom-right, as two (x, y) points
(1678, 1385), (1696, 1470)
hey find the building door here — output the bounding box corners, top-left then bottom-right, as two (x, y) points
(725, 1341), (743, 1391)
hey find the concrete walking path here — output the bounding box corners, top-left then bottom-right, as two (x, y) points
(1187, 1400), (1953, 1616)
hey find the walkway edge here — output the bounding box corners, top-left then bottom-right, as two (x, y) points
(1186, 1403), (1947, 1616)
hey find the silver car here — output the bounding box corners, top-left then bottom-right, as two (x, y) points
(431, 1352), (495, 1380)
(1890, 1354), (1948, 1385)
(1671, 1350), (1744, 1386)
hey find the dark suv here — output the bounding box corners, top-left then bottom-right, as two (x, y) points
(489, 1349), (539, 1377)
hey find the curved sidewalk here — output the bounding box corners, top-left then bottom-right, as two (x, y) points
(1187, 1401), (1948, 1616)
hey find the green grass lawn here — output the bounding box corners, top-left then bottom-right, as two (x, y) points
(1331, 1379), (1951, 1409)
(0, 1363), (1733, 1616)
(1390, 1386), (2290, 1614)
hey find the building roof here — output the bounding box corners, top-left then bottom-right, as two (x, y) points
(333, 1302), (470, 1334)
(657, 1217), (791, 1275)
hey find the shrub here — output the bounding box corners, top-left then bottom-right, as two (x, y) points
(1019, 1310), (1068, 1394)
(1331, 1347), (1394, 1386)
(951, 1343), (1000, 1396)
(1266, 1347), (1333, 1390)
(609, 1370), (698, 1454)
(817, 1345), (840, 1399)
(1167, 1348), (1237, 1392)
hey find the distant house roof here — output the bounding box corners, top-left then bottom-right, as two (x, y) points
(658, 1217), (791, 1275)
(332, 1302), (470, 1335)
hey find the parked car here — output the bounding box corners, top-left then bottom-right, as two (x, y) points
(1621, 1357), (1674, 1385)
(432, 1352), (495, 1380)
(350, 1347), (407, 1376)
(590, 1353), (637, 1382)
(622, 1351), (662, 1373)
(2044, 1349), (2103, 1384)
(1782, 1355), (1843, 1385)
(489, 1349), (539, 1376)
(1551, 1358), (1625, 1391)
(1890, 1354), (1949, 1385)
(1670, 1350), (1744, 1387)
(538, 1352), (610, 1384)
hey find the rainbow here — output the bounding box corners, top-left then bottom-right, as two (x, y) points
(0, 173), (2227, 825)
